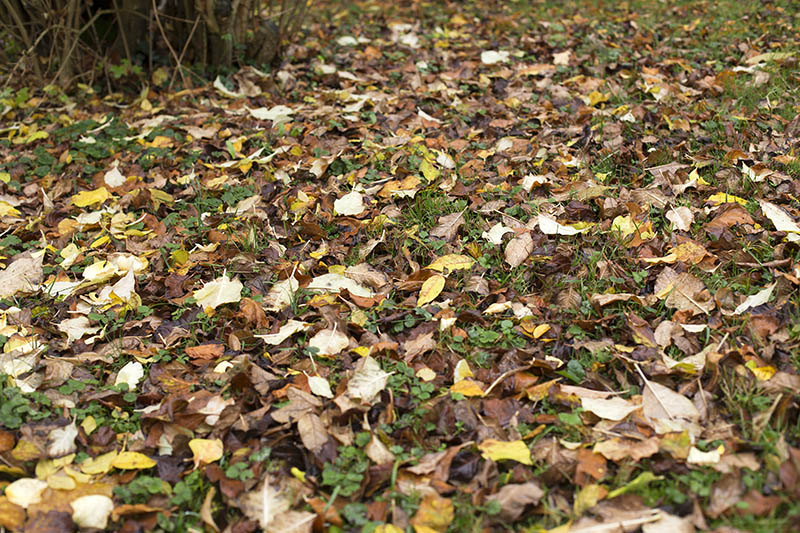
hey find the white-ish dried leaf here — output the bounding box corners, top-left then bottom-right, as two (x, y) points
(194, 274), (243, 310)
(759, 200), (800, 242)
(104, 164), (126, 187)
(71, 494), (114, 529)
(307, 374), (333, 398)
(581, 397), (640, 421)
(643, 380), (700, 422)
(5, 478), (47, 508)
(537, 213), (588, 235)
(115, 361), (144, 390)
(308, 328), (350, 356)
(481, 50), (510, 64)
(255, 320), (311, 345)
(57, 316), (101, 343)
(47, 423), (78, 457)
(733, 283), (776, 315)
(307, 273), (373, 298)
(346, 355), (390, 404)
(263, 277), (299, 312)
(482, 222), (513, 245)
(666, 206), (694, 231)
(248, 105), (295, 125)
(333, 191), (365, 216)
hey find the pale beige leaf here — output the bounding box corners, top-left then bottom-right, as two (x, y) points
(733, 283), (775, 315)
(115, 361), (144, 390)
(333, 191), (365, 216)
(5, 478), (47, 508)
(666, 206), (694, 231)
(759, 200), (800, 242)
(504, 231), (533, 267)
(263, 277), (299, 312)
(365, 433), (395, 464)
(486, 482), (544, 522)
(308, 328), (350, 356)
(537, 213), (588, 235)
(0, 251), (43, 298)
(307, 374), (333, 398)
(307, 273), (374, 298)
(71, 495), (114, 529)
(642, 380), (700, 422)
(255, 320), (311, 345)
(194, 274), (243, 310)
(297, 413), (328, 454)
(581, 397), (640, 421)
(346, 355), (390, 404)
(482, 222), (514, 245)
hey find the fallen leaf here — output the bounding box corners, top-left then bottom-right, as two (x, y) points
(4, 478), (47, 508)
(189, 438), (224, 467)
(112, 451), (157, 470)
(0, 251), (43, 298)
(418, 274), (445, 307)
(115, 361), (144, 390)
(478, 439), (533, 465)
(71, 494), (114, 529)
(308, 328), (350, 357)
(733, 283), (775, 315)
(426, 254), (475, 274)
(581, 396), (640, 421)
(505, 231), (533, 267)
(346, 355), (390, 404)
(193, 274), (243, 310)
(255, 320), (312, 345)
(410, 494), (454, 533)
(333, 191), (365, 216)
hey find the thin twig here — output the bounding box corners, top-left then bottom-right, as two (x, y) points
(152, 0), (189, 89)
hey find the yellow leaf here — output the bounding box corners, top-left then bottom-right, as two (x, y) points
(708, 192), (747, 206)
(189, 438), (224, 467)
(112, 451), (156, 470)
(0, 201), (20, 217)
(418, 274), (445, 307)
(745, 360), (776, 381)
(419, 159), (440, 181)
(80, 450), (118, 475)
(449, 379), (484, 397)
(573, 484), (607, 515)
(410, 494), (453, 533)
(426, 254), (474, 274)
(533, 324), (551, 339)
(478, 439), (532, 465)
(71, 187), (113, 207)
(453, 359), (473, 383)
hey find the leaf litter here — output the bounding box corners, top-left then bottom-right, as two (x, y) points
(1, 0), (800, 531)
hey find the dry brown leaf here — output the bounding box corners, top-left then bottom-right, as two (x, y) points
(430, 211), (465, 241)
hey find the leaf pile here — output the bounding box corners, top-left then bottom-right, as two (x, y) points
(1, 0), (800, 531)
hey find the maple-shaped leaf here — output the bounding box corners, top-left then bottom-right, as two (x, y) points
(193, 273), (243, 310)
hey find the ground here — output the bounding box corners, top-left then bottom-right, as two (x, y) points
(1, 0), (800, 531)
